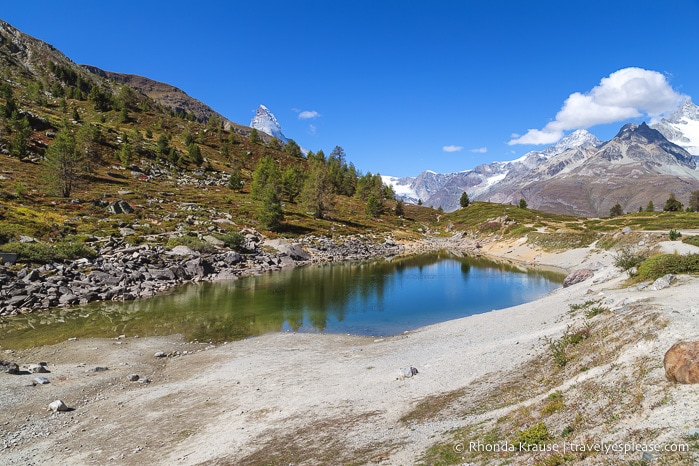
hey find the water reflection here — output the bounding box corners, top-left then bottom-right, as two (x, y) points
(0, 252), (563, 349)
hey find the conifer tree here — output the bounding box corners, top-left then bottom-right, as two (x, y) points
(257, 183), (284, 230)
(43, 128), (86, 197)
(301, 159), (334, 219)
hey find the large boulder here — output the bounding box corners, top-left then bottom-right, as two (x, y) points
(664, 341), (699, 383)
(264, 239), (311, 261)
(0, 360), (20, 374)
(563, 268), (594, 288)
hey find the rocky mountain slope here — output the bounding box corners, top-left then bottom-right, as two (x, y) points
(80, 66), (250, 134)
(387, 102), (699, 216)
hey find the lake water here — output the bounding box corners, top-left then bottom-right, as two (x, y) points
(0, 252), (564, 348)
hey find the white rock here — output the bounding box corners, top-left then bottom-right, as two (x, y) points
(48, 400), (68, 412)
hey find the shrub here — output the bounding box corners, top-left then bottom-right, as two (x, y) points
(541, 392), (564, 415)
(513, 421), (552, 450)
(0, 239), (96, 264)
(683, 236), (699, 247)
(636, 253), (699, 280)
(216, 231), (245, 251)
(613, 245), (649, 272)
(669, 229), (682, 241)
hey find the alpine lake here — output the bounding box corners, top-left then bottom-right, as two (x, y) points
(0, 251), (565, 349)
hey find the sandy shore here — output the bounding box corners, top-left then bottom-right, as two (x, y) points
(1, 235), (698, 465)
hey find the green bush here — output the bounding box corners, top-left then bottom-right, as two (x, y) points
(613, 245), (649, 272)
(0, 239), (97, 263)
(636, 253), (699, 280)
(669, 229), (682, 241)
(683, 235), (699, 247)
(215, 231), (245, 251)
(513, 421), (552, 450)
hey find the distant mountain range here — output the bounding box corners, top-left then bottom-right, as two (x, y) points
(385, 100), (699, 216)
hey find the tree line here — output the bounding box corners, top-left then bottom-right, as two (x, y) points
(246, 145), (397, 230)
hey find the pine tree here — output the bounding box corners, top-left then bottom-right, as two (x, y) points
(609, 203), (624, 217)
(518, 198), (528, 209)
(281, 166), (305, 201)
(43, 128), (85, 197)
(689, 190), (699, 212)
(459, 191), (470, 208)
(663, 194), (683, 212)
(249, 128), (261, 144)
(10, 117), (31, 160)
(251, 155), (281, 200)
(646, 200), (654, 212)
(284, 139), (303, 158)
(301, 160), (334, 219)
(395, 200), (405, 217)
(187, 144), (203, 165)
(365, 193), (383, 217)
(257, 184), (284, 230)
(228, 166), (244, 191)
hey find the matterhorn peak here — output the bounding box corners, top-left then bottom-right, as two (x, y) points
(250, 104), (288, 142)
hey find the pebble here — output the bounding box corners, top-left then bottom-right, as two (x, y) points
(33, 376), (50, 385)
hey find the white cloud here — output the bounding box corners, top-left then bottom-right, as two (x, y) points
(470, 147), (488, 153)
(308, 124), (317, 135)
(443, 145), (464, 152)
(509, 67), (687, 145)
(298, 110), (320, 119)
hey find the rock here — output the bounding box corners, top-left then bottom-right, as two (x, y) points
(33, 376), (50, 385)
(19, 235), (37, 243)
(48, 400), (69, 412)
(127, 374), (140, 382)
(0, 360), (20, 374)
(400, 366), (419, 378)
(26, 363), (48, 373)
(119, 227), (136, 236)
(622, 227), (632, 234)
(154, 351), (166, 358)
(220, 251), (243, 265)
(664, 341), (699, 383)
(166, 245), (198, 257)
(107, 200), (134, 215)
(265, 239), (311, 261)
(649, 274), (676, 291)
(0, 252), (17, 265)
(202, 235), (224, 247)
(563, 269), (594, 287)
(23, 269), (41, 282)
(87, 366), (109, 372)
(184, 258), (214, 279)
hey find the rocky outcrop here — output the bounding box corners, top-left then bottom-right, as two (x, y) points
(664, 341), (699, 384)
(0, 233), (403, 316)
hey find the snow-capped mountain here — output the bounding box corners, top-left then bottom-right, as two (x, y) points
(385, 113), (699, 216)
(384, 130), (600, 212)
(250, 105), (288, 142)
(652, 98), (699, 157)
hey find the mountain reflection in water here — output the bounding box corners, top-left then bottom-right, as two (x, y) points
(0, 252), (564, 349)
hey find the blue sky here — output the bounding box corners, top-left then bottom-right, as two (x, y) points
(3, 1), (699, 177)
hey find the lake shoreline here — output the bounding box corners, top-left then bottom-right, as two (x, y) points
(2, 233), (699, 464)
